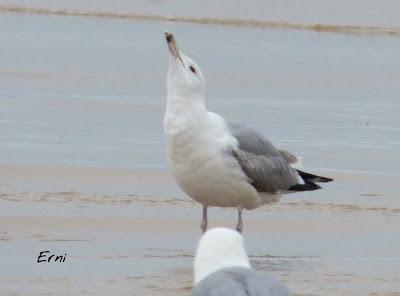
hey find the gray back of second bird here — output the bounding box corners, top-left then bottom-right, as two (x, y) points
(192, 266), (290, 296)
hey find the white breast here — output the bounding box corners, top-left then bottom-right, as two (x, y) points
(164, 110), (262, 209)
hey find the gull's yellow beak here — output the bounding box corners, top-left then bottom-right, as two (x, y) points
(165, 32), (185, 67)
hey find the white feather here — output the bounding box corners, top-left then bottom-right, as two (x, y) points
(164, 50), (265, 209)
(194, 228), (251, 284)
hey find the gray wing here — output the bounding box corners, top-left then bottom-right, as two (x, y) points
(227, 122), (298, 193)
(191, 267), (290, 296)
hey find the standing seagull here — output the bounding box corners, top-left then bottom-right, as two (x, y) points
(192, 228), (290, 296)
(164, 32), (332, 233)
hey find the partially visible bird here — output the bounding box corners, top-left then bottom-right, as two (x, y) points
(192, 228), (290, 296)
(164, 32), (333, 233)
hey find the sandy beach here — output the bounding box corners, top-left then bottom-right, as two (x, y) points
(1, 1), (400, 295)
(1, 166), (399, 295)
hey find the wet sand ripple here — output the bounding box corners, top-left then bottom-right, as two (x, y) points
(1, 191), (399, 215)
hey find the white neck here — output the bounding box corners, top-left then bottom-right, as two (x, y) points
(194, 253), (250, 284)
(165, 93), (205, 115)
(164, 93), (207, 133)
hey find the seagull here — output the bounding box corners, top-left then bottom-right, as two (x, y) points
(163, 32), (332, 233)
(192, 227), (290, 296)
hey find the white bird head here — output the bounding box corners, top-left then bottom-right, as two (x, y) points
(194, 227), (251, 284)
(165, 32), (206, 100)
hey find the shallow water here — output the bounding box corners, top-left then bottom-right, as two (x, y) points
(1, 11), (399, 173)
(1, 1), (400, 295)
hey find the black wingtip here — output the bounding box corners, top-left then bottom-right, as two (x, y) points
(319, 176), (334, 183)
(289, 180), (321, 192)
(296, 170), (333, 183)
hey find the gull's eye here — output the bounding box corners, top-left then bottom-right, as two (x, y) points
(190, 66), (196, 74)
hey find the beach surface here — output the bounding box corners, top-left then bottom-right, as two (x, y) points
(1, 1), (400, 295)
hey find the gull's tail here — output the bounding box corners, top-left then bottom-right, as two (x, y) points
(296, 170), (333, 183)
(288, 170), (333, 192)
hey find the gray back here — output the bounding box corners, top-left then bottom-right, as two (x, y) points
(192, 266), (290, 296)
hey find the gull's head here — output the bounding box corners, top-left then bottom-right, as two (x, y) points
(165, 32), (205, 99)
(194, 227), (251, 284)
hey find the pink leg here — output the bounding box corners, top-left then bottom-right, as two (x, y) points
(201, 205), (208, 233)
(236, 207), (243, 233)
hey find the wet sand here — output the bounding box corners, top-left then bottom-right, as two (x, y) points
(1, 166), (400, 295)
(1, 1), (400, 295)
(1, 197), (399, 296)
